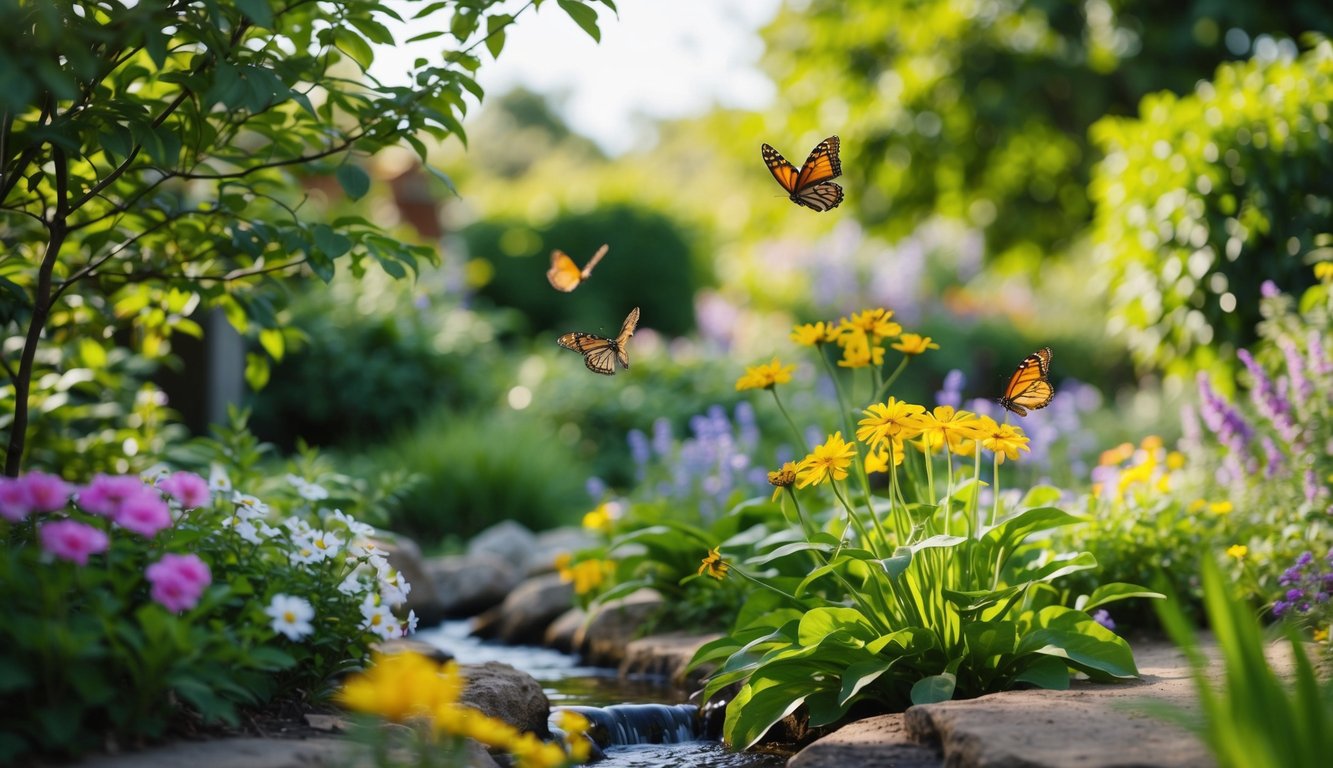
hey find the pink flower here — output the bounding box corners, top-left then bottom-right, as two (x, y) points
(78, 474), (150, 518)
(22, 471), (73, 513)
(0, 478), (32, 522)
(40, 520), (110, 565)
(145, 553), (212, 612)
(158, 471), (211, 510)
(115, 489), (173, 538)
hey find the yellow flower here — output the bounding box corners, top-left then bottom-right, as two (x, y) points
(891, 333), (939, 355)
(1226, 544), (1248, 560)
(698, 547), (730, 580)
(768, 461), (797, 501)
(791, 321), (838, 346)
(1099, 442), (1134, 467)
(1140, 435), (1163, 452)
(865, 442), (905, 474)
(736, 357), (796, 391)
(1316, 261), (1333, 282)
(582, 503), (614, 533)
(836, 329), (885, 369)
(558, 557), (614, 595)
(977, 416), (1029, 463)
(1209, 501), (1234, 515)
(338, 652), (463, 723)
(918, 406), (985, 454)
(856, 398), (926, 447)
(795, 432), (857, 488)
(840, 308), (902, 341)
(1188, 499), (1206, 513)
(1166, 451), (1186, 470)
(556, 710), (593, 762)
(1314, 627), (1329, 643)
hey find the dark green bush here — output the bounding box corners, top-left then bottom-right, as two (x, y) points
(462, 203), (702, 338)
(1091, 39), (1333, 374)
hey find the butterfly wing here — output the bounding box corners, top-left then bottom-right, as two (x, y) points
(582, 244), (609, 279)
(547, 250), (584, 292)
(557, 332), (618, 375)
(614, 306), (640, 369)
(999, 347), (1055, 416)
(795, 135), (842, 189)
(795, 181), (844, 212)
(761, 143), (801, 195)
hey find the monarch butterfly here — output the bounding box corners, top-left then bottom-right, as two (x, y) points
(998, 347), (1055, 416)
(761, 135), (844, 212)
(546, 244), (609, 293)
(557, 307), (641, 375)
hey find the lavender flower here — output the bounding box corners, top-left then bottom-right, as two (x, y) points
(936, 369), (966, 409)
(1280, 338), (1313, 408)
(1091, 609), (1116, 632)
(1308, 328), (1332, 377)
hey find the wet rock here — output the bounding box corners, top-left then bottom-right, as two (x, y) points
(787, 715), (941, 768)
(379, 533), (448, 626)
(573, 588), (663, 667)
(424, 552), (523, 618)
(620, 632), (720, 690)
(471, 573), (574, 644)
(371, 636), (454, 664)
(468, 520), (538, 570)
(544, 607), (588, 653)
(460, 661), (552, 738)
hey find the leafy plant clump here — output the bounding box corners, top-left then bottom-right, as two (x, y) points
(685, 308), (1158, 749)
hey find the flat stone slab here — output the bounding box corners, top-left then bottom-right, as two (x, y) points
(72, 737), (358, 768)
(787, 714), (942, 768)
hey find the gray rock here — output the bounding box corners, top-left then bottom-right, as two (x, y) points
(471, 573), (575, 644)
(544, 607), (588, 653)
(573, 588), (663, 667)
(425, 552), (523, 617)
(460, 661), (552, 738)
(619, 632), (720, 690)
(467, 520), (538, 569)
(787, 715), (941, 768)
(371, 636), (454, 664)
(72, 737), (360, 768)
(527, 526), (599, 576)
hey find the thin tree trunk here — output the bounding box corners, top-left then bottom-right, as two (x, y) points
(5, 148), (67, 477)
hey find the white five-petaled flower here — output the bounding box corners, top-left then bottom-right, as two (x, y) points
(330, 509), (374, 537)
(338, 572), (368, 596)
(209, 464), (233, 493)
(286, 474), (330, 501)
(402, 610), (419, 636)
(265, 594), (315, 641)
(360, 594), (399, 640)
(232, 493), (269, 519)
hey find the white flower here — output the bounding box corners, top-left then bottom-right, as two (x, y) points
(309, 529), (343, 559)
(330, 509), (374, 537)
(265, 594), (315, 641)
(338, 572), (368, 596)
(402, 610), (419, 636)
(141, 464), (171, 486)
(286, 474), (330, 501)
(360, 594), (399, 640)
(234, 519), (262, 545)
(289, 534), (324, 566)
(232, 493), (269, 519)
(284, 473), (305, 487)
(209, 464), (233, 493)
(378, 572), (412, 608)
(346, 538), (386, 561)
(282, 515), (312, 535)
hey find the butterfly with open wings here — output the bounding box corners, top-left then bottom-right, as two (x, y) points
(557, 307), (640, 375)
(546, 244), (609, 292)
(998, 347), (1055, 416)
(761, 135), (844, 212)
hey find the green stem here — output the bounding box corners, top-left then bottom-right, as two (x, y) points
(870, 355), (911, 404)
(769, 387), (808, 453)
(830, 481), (873, 553)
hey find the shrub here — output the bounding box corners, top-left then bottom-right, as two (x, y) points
(1091, 39), (1333, 374)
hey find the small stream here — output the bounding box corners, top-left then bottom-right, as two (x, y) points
(416, 622), (787, 767)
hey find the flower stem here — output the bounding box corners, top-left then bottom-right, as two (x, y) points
(871, 356), (911, 403)
(769, 387), (809, 453)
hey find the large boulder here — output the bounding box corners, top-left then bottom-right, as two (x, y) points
(471, 573), (575, 644)
(573, 588), (664, 667)
(527, 527), (599, 576)
(544, 607), (587, 653)
(425, 552), (524, 618)
(460, 661), (552, 739)
(620, 632), (720, 691)
(468, 521), (539, 569)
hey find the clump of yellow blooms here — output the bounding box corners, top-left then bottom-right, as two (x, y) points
(555, 553), (615, 596)
(339, 652), (592, 768)
(735, 357), (797, 391)
(1091, 435), (1184, 501)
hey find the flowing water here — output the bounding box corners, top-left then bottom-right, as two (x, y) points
(417, 622), (787, 767)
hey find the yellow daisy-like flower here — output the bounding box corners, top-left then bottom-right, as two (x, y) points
(556, 710), (593, 762)
(1315, 261), (1333, 282)
(856, 398), (926, 447)
(891, 333), (939, 355)
(338, 653), (463, 723)
(1314, 627), (1329, 643)
(736, 357), (797, 391)
(767, 461), (797, 502)
(1226, 544), (1248, 560)
(1209, 501), (1234, 515)
(976, 416), (1029, 463)
(1166, 451), (1186, 470)
(791, 321), (838, 346)
(836, 329), (885, 369)
(865, 442), (905, 474)
(840, 308), (903, 341)
(557, 557), (614, 595)
(582, 503), (614, 533)
(917, 405), (985, 454)
(698, 547), (730, 580)
(795, 432), (857, 488)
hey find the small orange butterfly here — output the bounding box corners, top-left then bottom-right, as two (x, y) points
(761, 135), (844, 212)
(557, 307), (640, 376)
(546, 244), (609, 292)
(998, 347), (1055, 416)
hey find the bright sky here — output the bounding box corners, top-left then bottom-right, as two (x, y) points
(375, 0), (783, 155)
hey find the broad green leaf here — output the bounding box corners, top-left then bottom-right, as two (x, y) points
(258, 328), (285, 361)
(909, 534), (966, 553)
(1019, 551), (1099, 585)
(798, 607), (877, 645)
(335, 164), (371, 200)
(1077, 582), (1166, 612)
(910, 673), (956, 705)
(485, 14), (512, 58)
(77, 338), (108, 368)
(749, 540), (833, 566)
(557, 0), (601, 42)
(837, 658), (892, 707)
(880, 546), (912, 579)
(332, 29), (375, 70)
(234, 0), (273, 27)
(1012, 655), (1070, 689)
(244, 352), (270, 390)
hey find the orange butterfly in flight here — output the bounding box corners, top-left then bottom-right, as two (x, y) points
(557, 307), (640, 375)
(998, 347), (1055, 416)
(546, 244), (609, 292)
(761, 135), (844, 212)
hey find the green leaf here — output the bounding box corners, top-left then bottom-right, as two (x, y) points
(1077, 582), (1166, 612)
(426, 164), (460, 197)
(312, 224), (352, 260)
(335, 164), (371, 200)
(245, 352), (270, 390)
(557, 0), (601, 42)
(1012, 655), (1070, 689)
(797, 607), (878, 646)
(0, 656), (32, 693)
(880, 546), (912, 579)
(910, 673), (956, 705)
(332, 29), (375, 70)
(909, 534), (966, 553)
(258, 328), (285, 361)
(234, 0), (273, 27)
(837, 658), (893, 707)
(485, 14), (511, 59)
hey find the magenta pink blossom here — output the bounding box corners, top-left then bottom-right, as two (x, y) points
(115, 489), (173, 538)
(78, 474), (151, 518)
(158, 471), (211, 510)
(22, 471), (74, 513)
(0, 478), (32, 522)
(145, 553), (212, 612)
(40, 520), (110, 565)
